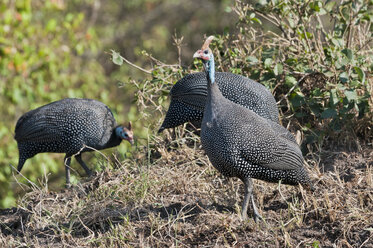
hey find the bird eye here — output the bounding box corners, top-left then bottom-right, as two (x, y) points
(123, 133), (128, 138)
(203, 50), (209, 55)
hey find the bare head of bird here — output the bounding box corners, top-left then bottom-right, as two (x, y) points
(193, 35), (216, 83)
(193, 35), (215, 62)
(116, 123), (134, 145)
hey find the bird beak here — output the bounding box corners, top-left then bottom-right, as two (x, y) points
(128, 138), (134, 145)
(193, 50), (202, 59)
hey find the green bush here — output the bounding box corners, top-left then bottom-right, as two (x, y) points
(227, 0), (372, 148)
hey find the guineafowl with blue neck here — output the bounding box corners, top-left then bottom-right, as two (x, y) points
(158, 68), (279, 133)
(15, 98), (134, 186)
(194, 36), (312, 221)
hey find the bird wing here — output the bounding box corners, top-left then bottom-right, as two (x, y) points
(176, 94), (206, 110)
(238, 117), (304, 171)
(261, 140), (304, 170)
(240, 138), (303, 171)
(15, 113), (66, 142)
(266, 120), (297, 144)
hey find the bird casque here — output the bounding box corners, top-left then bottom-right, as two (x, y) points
(15, 98), (134, 186)
(193, 36), (312, 221)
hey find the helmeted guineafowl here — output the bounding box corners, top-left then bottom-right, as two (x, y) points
(14, 98), (134, 186)
(158, 70), (279, 133)
(194, 36), (312, 221)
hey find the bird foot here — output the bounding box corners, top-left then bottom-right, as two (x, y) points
(87, 171), (97, 178)
(241, 212), (248, 221)
(241, 212), (262, 222)
(253, 212), (263, 223)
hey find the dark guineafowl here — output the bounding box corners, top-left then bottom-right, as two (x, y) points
(15, 98), (134, 186)
(194, 36), (312, 221)
(158, 69), (279, 133)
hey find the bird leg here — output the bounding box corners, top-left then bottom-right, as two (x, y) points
(242, 178), (263, 222)
(75, 153), (93, 177)
(64, 155), (72, 188)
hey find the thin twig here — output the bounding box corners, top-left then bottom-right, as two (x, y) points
(10, 163), (41, 190)
(277, 73), (308, 104)
(119, 53), (152, 74)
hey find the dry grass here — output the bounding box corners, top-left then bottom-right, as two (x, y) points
(1, 130), (372, 247)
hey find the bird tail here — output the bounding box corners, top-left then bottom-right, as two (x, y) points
(17, 158), (26, 172)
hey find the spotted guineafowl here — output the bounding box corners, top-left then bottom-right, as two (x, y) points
(158, 71), (279, 133)
(194, 36), (312, 221)
(15, 98), (134, 186)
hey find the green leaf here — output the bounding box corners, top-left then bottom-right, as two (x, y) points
(274, 63), (283, 76)
(344, 89), (357, 102)
(330, 89), (339, 105)
(288, 18), (295, 28)
(285, 76), (297, 86)
(264, 58), (273, 69)
(111, 50), (123, 66)
(336, 57), (348, 68)
(353, 66), (365, 83)
(324, 71), (334, 77)
(331, 38), (344, 48)
(336, 83), (346, 90)
(75, 43), (84, 55)
(310, 104), (321, 115)
(319, 7), (327, 15)
(251, 17), (262, 25)
(290, 93), (305, 108)
(46, 19), (57, 31)
(342, 48), (354, 61)
(285, 58), (297, 66)
(246, 56), (259, 63)
(312, 240), (321, 248)
(324, 1), (336, 12)
(321, 108), (337, 119)
(339, 72), (349, 83)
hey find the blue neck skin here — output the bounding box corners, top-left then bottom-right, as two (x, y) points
(204, 54), (215, 84)
(115, 126), (124, 139)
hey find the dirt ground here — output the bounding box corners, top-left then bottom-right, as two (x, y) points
(0, 137), (372, 247)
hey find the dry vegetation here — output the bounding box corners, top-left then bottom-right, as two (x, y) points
(1, 130), (372, 247)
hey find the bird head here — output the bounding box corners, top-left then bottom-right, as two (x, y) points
(193, 36), (216, 83)
(116, 122), (134, 145)
(193, 36), (215, 66)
